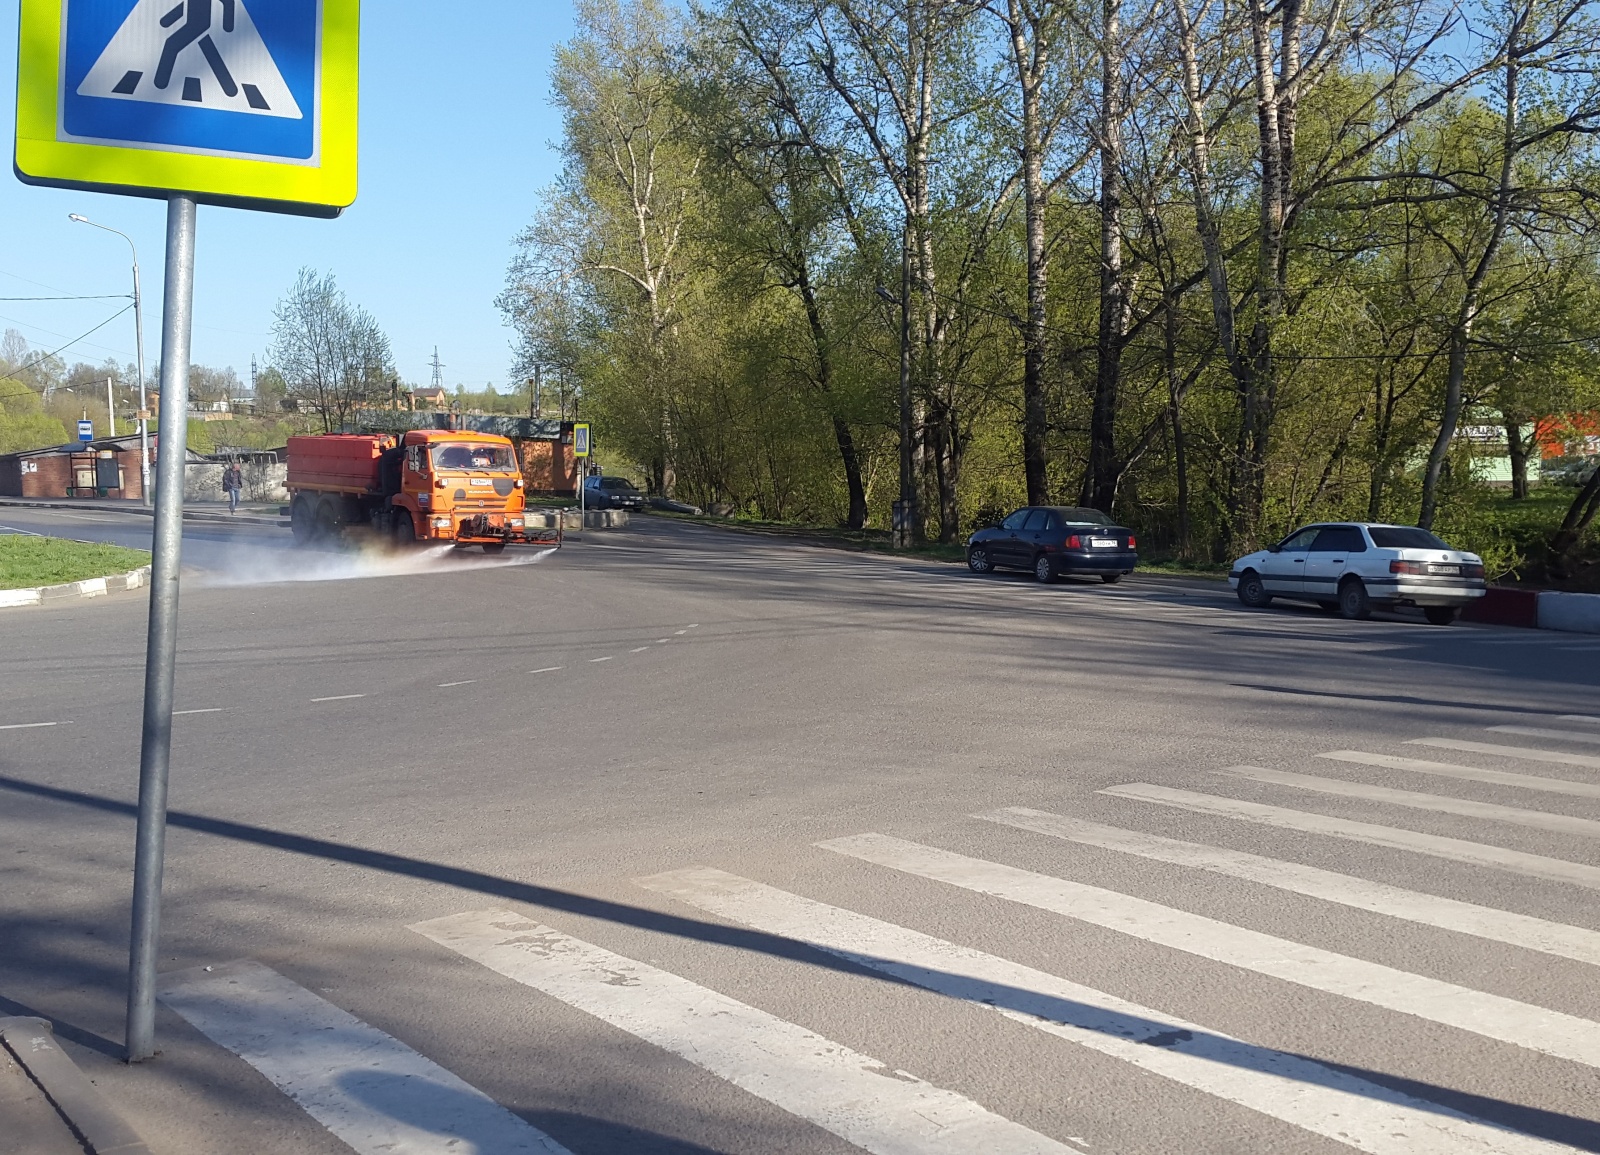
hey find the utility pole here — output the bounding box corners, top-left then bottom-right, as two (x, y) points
(70, 214), (148, 505)
(430, 347), (445, 395)
(106, 376), (116, 437)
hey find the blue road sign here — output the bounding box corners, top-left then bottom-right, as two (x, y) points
(63, 0), (318, 161)
(16, 0), (359, 215)
(78, 419), (94, 442)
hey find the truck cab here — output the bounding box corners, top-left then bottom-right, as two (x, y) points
(392, 430), (528, 548)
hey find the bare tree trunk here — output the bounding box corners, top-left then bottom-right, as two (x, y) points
(1003, 0), (1052, 506)
(1419, 45), (1520, 529)
(1086, 0), (1124, 513)
(1505, 415), (1530, 500)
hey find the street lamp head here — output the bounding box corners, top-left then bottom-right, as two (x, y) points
(69, 213), (89, 223)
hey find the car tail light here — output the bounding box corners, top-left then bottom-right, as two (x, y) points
(1463, 563), (1485, 578)
(1127, 535), (1136, 549)
(1389, 560), (1427, 575)
(1066, 534), (1081, 549)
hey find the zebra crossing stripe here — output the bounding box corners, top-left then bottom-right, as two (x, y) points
(156, 961), (571, 1155)
(980, 808), (1600, 968)
(818, 834), (1600, 1070)
(638, 865), (1577, 1155)
(1215, 766), (1600, 840)
(409, 909), (1078, 1155)
(1489, 725), (1600, 746)
(1100, 783), (1600, 890)
(1411, 738), (1600, 771)
(1319, 751), (1600, 800)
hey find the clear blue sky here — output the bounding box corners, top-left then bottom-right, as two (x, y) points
(1, 1), (576, 391)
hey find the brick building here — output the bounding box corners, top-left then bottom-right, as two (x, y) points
(0, 434), (172, 500)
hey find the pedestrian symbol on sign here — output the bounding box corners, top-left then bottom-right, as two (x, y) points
(77, 0), (302, 119)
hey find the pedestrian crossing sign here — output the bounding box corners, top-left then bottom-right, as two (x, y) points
(13, 0), (359, 217)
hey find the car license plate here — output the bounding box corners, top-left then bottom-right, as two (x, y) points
(470, 478), (492, 487)
(1091, 538), (1117, 548)
(1430, 564), (1459, 575)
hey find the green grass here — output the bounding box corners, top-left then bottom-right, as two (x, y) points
(0, 535), (151, 590)
(1136, 558), (1231, 579)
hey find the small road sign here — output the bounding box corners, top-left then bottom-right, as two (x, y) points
(574, 423), (592, 458)
(14, 0), (359, 216)
(78, 419), (94, 442)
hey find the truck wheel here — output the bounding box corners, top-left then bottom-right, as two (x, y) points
(315, 499), (340, 541)
(482, 542), (506, 554)
(392, 510), (415, 546)
(290, 497), (314, 545)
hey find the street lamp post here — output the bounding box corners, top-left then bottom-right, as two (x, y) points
(70, 214), (150, 506)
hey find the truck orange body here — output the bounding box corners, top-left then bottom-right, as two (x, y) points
(285, 431), (560, 551)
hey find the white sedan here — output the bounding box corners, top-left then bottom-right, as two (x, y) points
(1230, 522), (1486, 624)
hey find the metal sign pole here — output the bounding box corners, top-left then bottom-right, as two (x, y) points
(125, 193), (196, 1063)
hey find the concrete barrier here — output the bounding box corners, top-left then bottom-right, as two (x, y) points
(522, 510), (630, 529)
(1537, 591), (1600, 635)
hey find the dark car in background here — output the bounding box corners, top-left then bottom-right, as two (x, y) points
(584, 475), (646, 510)
(967, 506), (1138, 584)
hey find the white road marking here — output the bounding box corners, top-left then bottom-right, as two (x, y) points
(157, 960), (571, 1155)
(1558, 715), (1600, 725)
(1216, 765), (1600, 840)
(437, 681), (477, 688)
(629, 647), (650, 653)
(820, 834), (1600, 1069)
(1409, 738), (1600, 771)
(640, 866), (1577, 1155)
(1320, 750), (1600, 801)
(1102, 783), (1600, 890)
(173, 708), (225, 716)
(1490, 725), (1600, 746)
(310, 694), (366, 703)
(0, 721), (59, 730)
(528, 667), (563, 674)
(655, 639), (670, 643)
(411, 910), (1075, 1155)
(686, 624), (700, 628)
(589, 656), (612, 663)
(981, 808), (1600, 969)
(673, 630), (687, 635)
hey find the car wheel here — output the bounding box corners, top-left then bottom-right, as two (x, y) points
(1338, 577), (1373, 621)
(1034, 554), (1056, 584)
(290, 496), (314, 545)
(1100, 573), (1123, 584)
(392, 508), (416, 546)
(1424, 605), (1459, 626)
(967, 547), (993, 574)
(1236, 570), (1272, 608)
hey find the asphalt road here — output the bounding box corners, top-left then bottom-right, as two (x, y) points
(3, 508), (1599, 1155)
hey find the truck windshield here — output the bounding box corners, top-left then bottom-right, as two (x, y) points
(431, 444), (517, 472)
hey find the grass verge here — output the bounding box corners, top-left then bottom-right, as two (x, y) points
(0, 535), (151, 590)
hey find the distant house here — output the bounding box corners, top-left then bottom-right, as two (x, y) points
(412, 386), (450, 409)
(0, 434), (203, 500)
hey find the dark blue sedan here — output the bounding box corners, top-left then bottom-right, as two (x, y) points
(966, 506), (1138, 584)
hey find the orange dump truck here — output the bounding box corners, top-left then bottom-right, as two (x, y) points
(285, 431), (561, 552)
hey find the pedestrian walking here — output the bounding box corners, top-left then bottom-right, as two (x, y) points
(223, 461), (243, 513)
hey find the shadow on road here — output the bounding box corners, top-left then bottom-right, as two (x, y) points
(2, 772), (1597, 1152)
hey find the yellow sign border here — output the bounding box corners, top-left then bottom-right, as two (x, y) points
(573, 423), (592, 458)
(14, 0), (358, 217)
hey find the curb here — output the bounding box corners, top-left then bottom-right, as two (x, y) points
(0, 498), (287, 527)
(1462, 585), (1600, 635)
(0, 566), (150, 609)
(0, 1017), (151, 1155)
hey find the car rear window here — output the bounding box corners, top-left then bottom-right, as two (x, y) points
(1368, 527), (1449, 550)
(1054, 507), (1111, 525)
